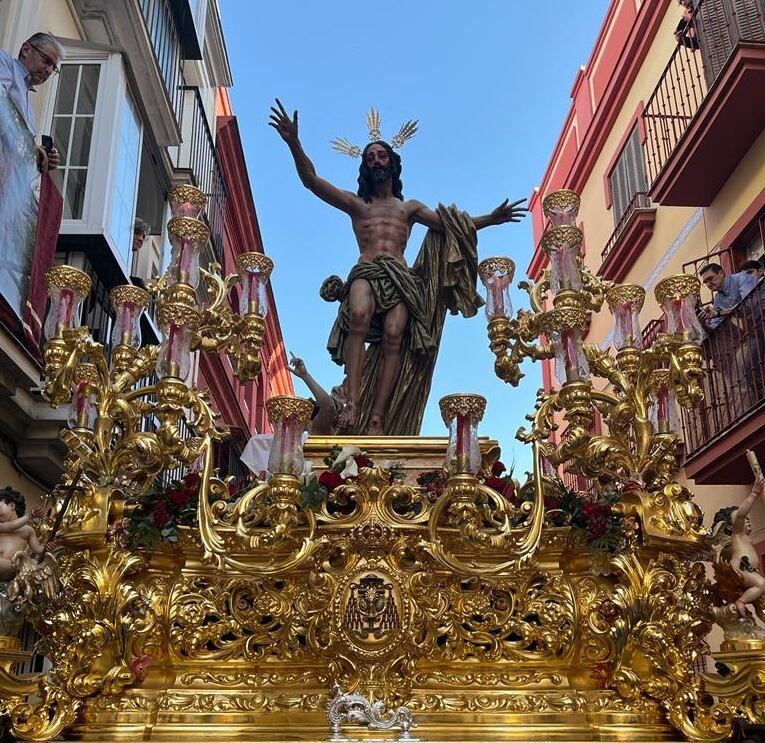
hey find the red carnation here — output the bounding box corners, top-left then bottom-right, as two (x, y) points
(168, 489), (190, 508)
(501, 481), (516, 498)
(491, 461), (506, 477)
(184, 472), (200, 490)
(151, 502), (171, 528)
(228, 482), (239, 496)
(485, 476), (505, 492)
(354, 454), (373, 469)
(319, 470), (345, 491)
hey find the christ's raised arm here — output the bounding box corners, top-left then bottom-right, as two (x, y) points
(269, 99), (359, 215)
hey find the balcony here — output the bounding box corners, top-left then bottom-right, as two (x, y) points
(599, 192), (656, 281)
(178, 87), (227, 261)
(682, 280), (765, 483)
(643, 0), (765, 206)
(138, 0), (186, 131)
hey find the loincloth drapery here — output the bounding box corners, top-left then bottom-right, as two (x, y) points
(326, 254), (436, 366)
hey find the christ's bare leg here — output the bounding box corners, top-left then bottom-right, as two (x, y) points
(338, 279), (375, 429)
(367, 302), (408, 435)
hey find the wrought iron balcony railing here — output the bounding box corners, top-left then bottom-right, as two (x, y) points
(601, 192), (651, 263)
(179, 86), (227, 261)
(138, 0), (185, 128)
(681, 278), (765, 457)
(642, 0), (765, 185)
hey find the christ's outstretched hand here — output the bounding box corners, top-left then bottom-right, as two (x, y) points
(489, 198), (528, 225)
(269, 98), (299, 144)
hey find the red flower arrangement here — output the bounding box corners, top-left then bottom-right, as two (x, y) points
(482, 461), (517, 501)
(108, 470), (213, 548)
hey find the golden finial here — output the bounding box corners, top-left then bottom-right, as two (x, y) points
(366, 108), (382, 141)
(330, 107), (419, 158)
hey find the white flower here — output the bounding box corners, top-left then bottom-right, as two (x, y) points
(334, 446), (362, 479)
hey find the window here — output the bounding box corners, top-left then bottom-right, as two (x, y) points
(44, 51), (148, 277)
(50, 64), (101, 219)
(734, 211), (765, 264)
(110, 93), (143, 267)
(608, 126), (649, 227)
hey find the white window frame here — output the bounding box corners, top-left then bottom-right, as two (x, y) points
(40, 48), (144, 275)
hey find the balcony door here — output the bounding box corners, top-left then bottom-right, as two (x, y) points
(608, 125), (649, 228)
(696, 0), (765, 83)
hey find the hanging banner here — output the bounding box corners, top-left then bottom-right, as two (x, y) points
(0, 95), (38, 321)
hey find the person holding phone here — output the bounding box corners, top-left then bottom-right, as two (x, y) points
(0, 32), (63, 172)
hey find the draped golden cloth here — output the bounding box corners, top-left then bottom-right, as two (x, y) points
(324, 204), (484, 435)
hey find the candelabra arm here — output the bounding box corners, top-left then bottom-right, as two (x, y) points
(519, 273), (550, 314)
(111, 346), (159, 393)
(421, 438), (545, 574)
(195, 437), (325, 574)
(192, 264), (240, 352)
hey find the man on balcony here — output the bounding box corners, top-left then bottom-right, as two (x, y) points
(698, 263), (757, 329)
(700, 262), (762, 409)
(0, 32), (62, 172)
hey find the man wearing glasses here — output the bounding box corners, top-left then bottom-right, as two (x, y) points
(0, 32), (62, 172)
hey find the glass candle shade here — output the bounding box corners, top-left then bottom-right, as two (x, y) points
(542, 189), (581, 228)
(541, 307), (590, 385)
(266, 396), (314, 476)
(110, 285), (149, 348)
(156, 304), (200, 379)
(67, 363), (98, 430)
(540, 226), (583, 295)
(654, 275), (704, 343)
(43, 266), (91, 340)
(650, 371), (680, 434)
(552, 327), (591, 385)
(439, 393), (486, 475)
(478, 257), (515, 321)
(606, 285), (646, 350)
(168, 185), (207, 220)
(236, 252), (274, 318)
(166, 217), (210, 289)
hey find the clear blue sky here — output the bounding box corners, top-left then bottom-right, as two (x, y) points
(220, 0), (610, 474)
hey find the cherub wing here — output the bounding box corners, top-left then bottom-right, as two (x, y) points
(711, 560), (743, 606)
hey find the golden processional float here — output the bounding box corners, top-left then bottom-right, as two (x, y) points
(0, 186), (763, 741)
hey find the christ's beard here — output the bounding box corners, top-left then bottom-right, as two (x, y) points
(371, 165), (392, 183)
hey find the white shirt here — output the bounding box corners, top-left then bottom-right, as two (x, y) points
(0, 49), (37, 135)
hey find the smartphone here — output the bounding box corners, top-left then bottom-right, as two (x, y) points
(41, 135), (54, 153)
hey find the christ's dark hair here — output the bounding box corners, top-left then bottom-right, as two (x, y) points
(0, 486), (25, 517)
(357, 141), (403, 203)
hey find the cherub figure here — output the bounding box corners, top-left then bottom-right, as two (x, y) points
(0, 486), (46, 582)
(711, 477), (765, 618)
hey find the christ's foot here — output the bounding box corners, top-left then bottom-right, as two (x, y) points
(366, 415), (384, 436)
(337, 400), (358, 430)
(735, 599), (749, 618)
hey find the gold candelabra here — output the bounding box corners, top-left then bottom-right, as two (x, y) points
(40, 185), (274, 519)
(478, 189), (706, 543)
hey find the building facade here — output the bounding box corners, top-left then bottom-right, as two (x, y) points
(0, 0), (292, 499)
(528, 0), (765, 540)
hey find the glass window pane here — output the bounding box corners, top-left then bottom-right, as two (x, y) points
(65, 168), (88, 220)
(69, 117), (94, 167)
(76, 65), (100, 115)
(110, 92), (142, 267)
(51, 116), (72, 165)
(54, 66), (78, 115)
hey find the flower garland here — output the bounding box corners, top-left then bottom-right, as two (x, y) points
(108, 471), (239, 549)
(414, 462), (625, 553)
